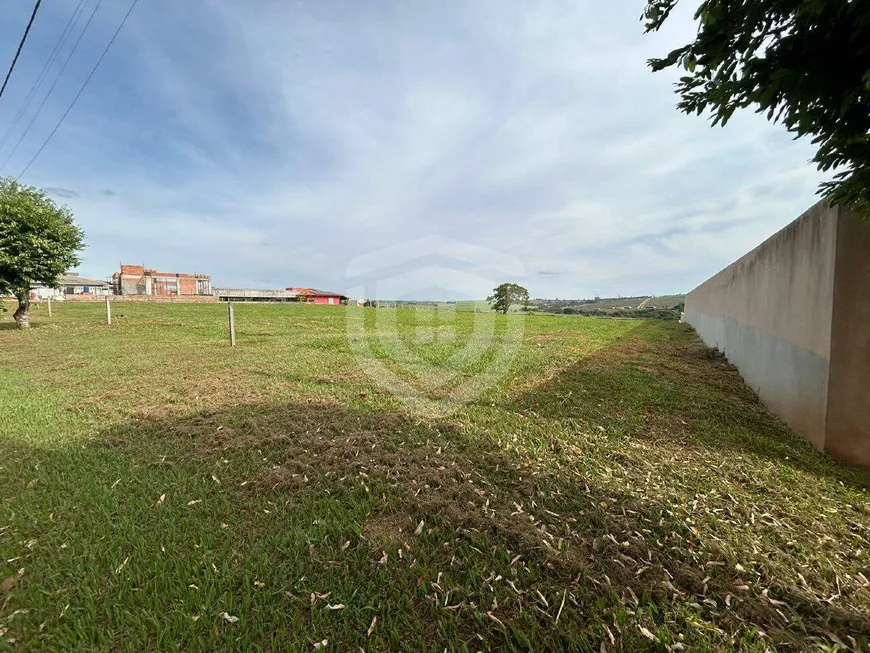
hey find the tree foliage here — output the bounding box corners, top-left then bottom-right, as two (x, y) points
(0, 177), (85, 327)
(644, 0), (870, 213)
(486, 282), (529, 314)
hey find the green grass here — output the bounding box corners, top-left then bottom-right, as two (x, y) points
(1, 301), (869, 651)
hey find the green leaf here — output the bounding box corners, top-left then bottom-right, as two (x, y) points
(645, 0), (870, 215)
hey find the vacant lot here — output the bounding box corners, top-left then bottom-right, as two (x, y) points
(1, 302), (868, 651)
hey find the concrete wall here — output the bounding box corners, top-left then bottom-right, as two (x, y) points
(825, 213), (870, 466)
(684, 201), (870, 466)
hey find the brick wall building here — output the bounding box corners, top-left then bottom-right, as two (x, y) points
(113, 264), (212, 297)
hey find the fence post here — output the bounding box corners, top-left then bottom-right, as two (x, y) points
(47, 297), (52, 317)
(228, 302), (236, 346)
(106, 296), (112, 326)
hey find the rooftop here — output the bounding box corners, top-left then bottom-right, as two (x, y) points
(31, 274), (111, 287)
(288, 287), (348, 297)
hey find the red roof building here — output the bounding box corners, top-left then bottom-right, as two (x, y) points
(288, 287), (348, 305)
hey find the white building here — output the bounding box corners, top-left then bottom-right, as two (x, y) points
(30, 274), (113, 300)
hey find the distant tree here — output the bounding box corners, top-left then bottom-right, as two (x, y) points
(644, 1), (870, 213)
(0, 178), (85, 328)
(486, 283), (529, 314)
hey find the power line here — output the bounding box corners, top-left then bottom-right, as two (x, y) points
(0, 0), (89, 154)
(0, 1), (104, 174)
(0, 1), (89, 149)
(0, 0), (44, 102)
(17, 0), (139, 180)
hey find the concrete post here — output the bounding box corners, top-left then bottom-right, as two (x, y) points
(228, 302), (236, 347)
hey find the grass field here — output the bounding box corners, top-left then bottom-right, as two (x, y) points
(1, 301), (869, 651)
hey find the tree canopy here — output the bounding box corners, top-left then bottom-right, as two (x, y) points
(487, 283), (529, 314)
(0, 177), (85, 327)
(644, 0), (870, 214)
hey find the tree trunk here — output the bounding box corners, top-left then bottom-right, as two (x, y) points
(13, 291), (30, 329)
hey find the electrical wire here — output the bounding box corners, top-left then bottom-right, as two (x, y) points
(0, 1), (104, 174)
(0, 0), (89, 154)
(17, 0), (139, 180)
(0, 0), (44, 102)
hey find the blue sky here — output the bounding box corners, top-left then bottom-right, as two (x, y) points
(0, 0), (825, 299)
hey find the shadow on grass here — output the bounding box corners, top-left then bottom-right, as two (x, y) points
(510, 320), (870, 488)
(4, 393), (868, 650)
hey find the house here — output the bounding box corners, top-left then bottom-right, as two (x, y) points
(30, 274), (113, 300)
(113, 264), (212, 296)
(288, 287), (348, 305)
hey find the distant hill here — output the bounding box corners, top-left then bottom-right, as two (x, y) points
(641, 294), (686, 310)
(531, 294), (685, 318)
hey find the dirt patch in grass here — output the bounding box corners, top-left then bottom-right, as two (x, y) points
(172, 403), (493, 526)
(361, 515), (410, 549)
